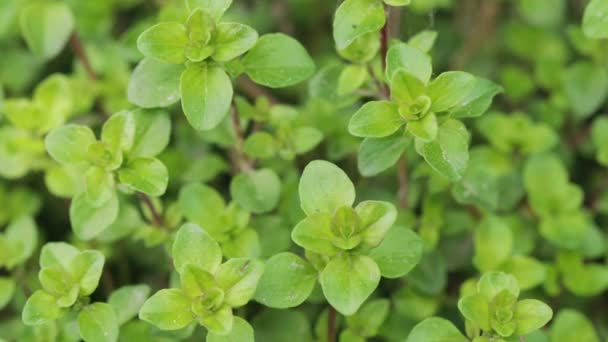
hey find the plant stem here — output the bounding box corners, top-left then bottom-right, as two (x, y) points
(237, 76), (279, 106)
(397, 155), (408, 209)
(137, 192), (164, 227)
(327, 305), (337, 342)
(230, 105), (254, 172)
(69, 33), (98, 81)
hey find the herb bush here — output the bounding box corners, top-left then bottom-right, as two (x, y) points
(0, 0), (607, 341)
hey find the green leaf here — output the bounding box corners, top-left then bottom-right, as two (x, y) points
(70, 250), (105, 296)
(252, 310), (313, 342)
(319, 255), (380, 315)
(348, 101), (404, 138)
(254, 252), (317, 308)
(346, 298), (390, 337)
(77, 303), (119, 342)
(243, 33), (315, 88)
(139, 289), (194, 330)
(514, 299), (553, 335)
(386, 43), (432, 83)
(33, 74), (74, 131)
(384, 0), (411, 5)
(4, 216), (38, 268)
(415, 119), (470, 181)
(591, 117), (608, 165)
(243, 132), (276, 159)
(390, 70), (427, 104)
(477, 272), (520, 301)
(333, 0), (385, 50)
(178, 183), (226, 232)
(19, 2), (74, 59)
(70, 191), (119, 240)
(448, 77), (502, 118)
(458, 293), (491, 330)
(406, 317), (468, 342)
(128, 109), (172, 159)
(22, 290), (61, 326)
(291, 213), (340, 255)
(357, 134), (409, 177)
(172, 223), (222, 274)
(407, 112), (438, 142)
(292, 127), (324, 154)
(128, 58), (184, 108)
(108, 284), (151, 326)
(215, 258), (264, 307)
(180, 63), (233, 130)
(230, 168), (281, 214)
(85, 166), (114, 205)
(473, 216), (514, 272)
(407, 30), (437, 53)
(137, 22), (188, 64)
(550, 309), (599, 342)
(338, 64), (368, 96)
(45, 125), (96, 165)
(40, 242), (79, 271)
(562, 62), (608, 119)
(500, 256), (546, 290)
(101, 111), (135, 154)
(583, 0), (608, 39)
(369, 225), (423, 278)
(299, 160), (356, 215)
(213, 23), (258, 62)
(186, 0), (233, 21)
(0, 277), (15, 309)
(207, 316), (254, 342)
(427, 71), (476, 112)
(118, 157), (168, 196)
(355, 200), (397, 247)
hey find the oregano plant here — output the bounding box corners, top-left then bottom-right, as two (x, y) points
(0, 0), (607, 341)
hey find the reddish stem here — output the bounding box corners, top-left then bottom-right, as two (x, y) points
(69, 33), (98, 80)
(327, 305), (337, 342)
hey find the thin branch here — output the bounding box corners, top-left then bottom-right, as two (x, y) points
(230, 105), (254, 172)
(137, 192), (164, 227)
(327, 305), (337, 342)
(237, 76), (279, 106)
(70, 33), (98, 81)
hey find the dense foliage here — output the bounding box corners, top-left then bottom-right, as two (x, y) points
(0, 0), (607, 341)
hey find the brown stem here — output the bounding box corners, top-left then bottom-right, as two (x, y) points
(397, 155), (408, 209)
(237, 76), (279, 106)
(137, 192), (164, 227)
(70, 33), (98, 81)
(230, 105), (254, 172)
(327, 305), (337, 342)
(380, 5), (390, 73)
(451, 0), (500, 69)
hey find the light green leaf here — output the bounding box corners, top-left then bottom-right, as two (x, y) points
(449, 77), (503, 118)
(0, 277), (15, 309)
(213, 23), (258, 62)
(230, 168), (281, 214)
(70, 250), (105, 296)
(207, 316), (254, 342)
(427, 71), (476, 112)
(338, 64), (368, 96)
(108, 284), (151, 326)
(22, 290), (61, 326)
(180, 63), (233, 130)
(118, 157), (168, 196)
(244, 132), (276, 159)
(254, 252), (317, 308)
(500, 256), (546, 290)
(473, 215), (514, 272)
(333, 0), (385, 50)
(215, 258), (265, 307)
(137, 22), (188, 64)
(477, 271), (520, 301)
(19, 2), (74, 59)
(178, 183), (226, 232)
(390, 69), (427, 104)
(45, 125), (96, 165)
(407, 30), (437, 53)
(407, 112), (438, 142)
(514, 299), (553, 335)
(386, 43), (432, 83)
(39, 267), (78, 307)
(320, 255), (380, 315)
(291, 214), (340, 255)
(299, 160), (356, 215)
(457, 293), (490, 330)
(583, 0), (608, 39)
(356, 200), (397, 247)
(243, 33), (315, 88)
(33, 74), (73, 131)
(77, 302), (119, 342)
(415, 119), (470, 181)
(186, 0), (233, 21)
(128, 109), (172, 159)
(128, 58), (184, 108)
(5, 216), (38, 268)
(357, 134), (409, 177)
(172, 223), (222, 274)
(70, 192), (119, 240)
(292, 127), (324, 154)
(348, 101), (404, 138)
(369, 225), (423, 278)
(406, 317), (468, 342)
(85, 166), (114, 205)
(139, 289), (194, 331)
(562, 62), (608, 119)
(591, 117), (608, 165)
(40, 242), (79, 271)
(550, 309), (599, 342)
(101, 111), (135, 154)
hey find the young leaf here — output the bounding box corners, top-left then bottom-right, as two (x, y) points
(4, 216), (38, 268)
(70, 192), (119, 240)
(172, 223), (222, 274)
(85, 166), (114, 205)
(299, 160), (356, 215)
(213, 23), (258, 62)
(369, 225), (423, 278)
(70, 250), (105, 296)
(333, 0), (385, 50)
(0, 277), (16, 309)
(583, 0), (608, 39)
(348, 101), (404, 138)
(22, 290), (62, 326)
(77, 302), (119, 342)
(357, 135), (409, 177)
(243, 33), (315, 88)
(19, 2), (74, 59)
(187, 0), (233, 21)
(207, 316), (254, 342)
(254, 252), (317, 308)
(406, 112), (438, 142)
(514, 299), (553, 335)
(550, 309), (600, 342)
(101, 111), (136, 154)
(473, 216), (514, 272)
(45, 125), (96, 165)
(137, 22), (188, 64)
(118, 157), (168, 196)
(319, 255), (380, 315)
(215, 258), (265, 307)
(386, 43), (432, 83)
(230, 168), (281, 214)
(108, 284), (151, 326)
(406, 317), (468, 342)
(458, 293), (491, 330)
(356, 200), (397, 247)
(178, 183), (226, 232)
(180, 63), (233, 130)
(291, 214), (340, 255)
(128, 58), (184, 108)
(427, 71), (476, 112)
(139, 289), (194, 330)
